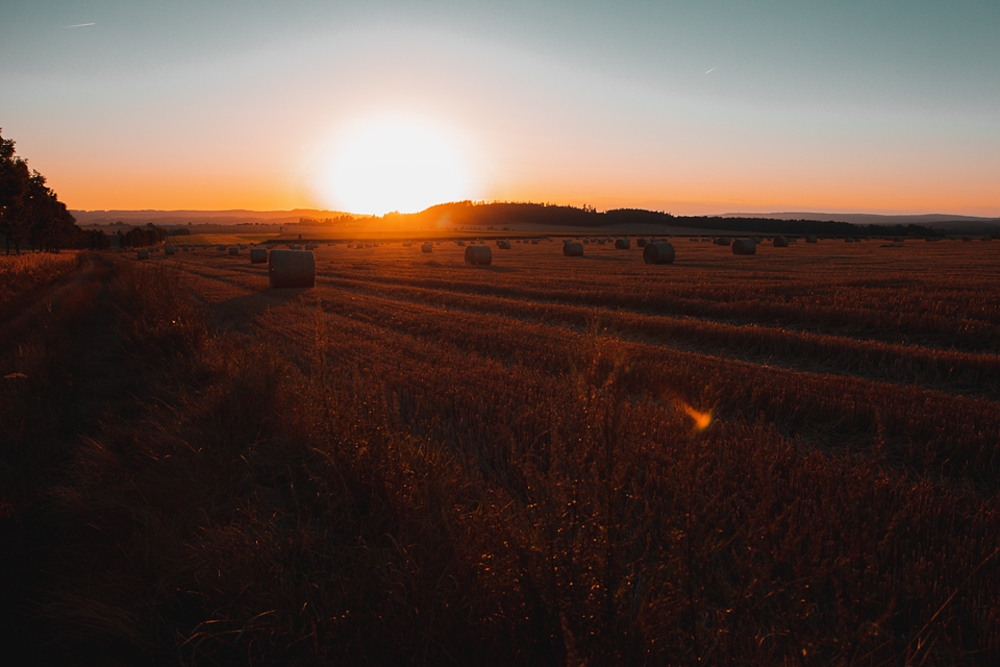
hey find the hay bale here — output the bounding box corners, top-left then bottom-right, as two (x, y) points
(732, 238), (756, 255)
(457, 240), (466, 246)
(422, 242), (433, 253)
(229, 246), (239, 255)
(805, 235), (818, 243)
(182, 245), (190, 251)
(637, 238), (648, 247)
(716, 237), (732, 246)
(845, 237), (854, 243)
(615, 238), (631, 249)
(597, 239), (606, 245)
(464, 245), (492, 265)
(497, 239), (511, 249)
(531, 238), (540, 244)
(165, 246), (176, 255)
(563, 241), (584, 257)
(218, 245), (227, 252)
(773, 237), (789, 248)
(643, 241), (675, 264)
(137, 249), (149, 260)
(403, 241), (412, 247)
(250, 248), (267, 264)
(268, 250), (315, 288)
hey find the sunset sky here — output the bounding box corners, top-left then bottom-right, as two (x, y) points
(2, 1), (998, 216)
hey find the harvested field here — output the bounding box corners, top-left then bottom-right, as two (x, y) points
(3, 240), (1000, 665)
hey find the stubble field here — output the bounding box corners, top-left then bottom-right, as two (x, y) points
(3, 237), (999, 665)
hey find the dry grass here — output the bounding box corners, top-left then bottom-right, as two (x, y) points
(4, 242), (1000, 665)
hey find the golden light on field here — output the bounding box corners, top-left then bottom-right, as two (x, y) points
(315, 115), (480, 216)
(678, 400), (712, 432)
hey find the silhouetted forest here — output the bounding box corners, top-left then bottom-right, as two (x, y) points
(0, 129), (106, 254)
(399, 201), (943, 236)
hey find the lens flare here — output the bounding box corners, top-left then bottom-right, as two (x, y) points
(677, 400), (712, 432)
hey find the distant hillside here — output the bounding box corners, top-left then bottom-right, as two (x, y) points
(399, 202), (948, 236)
(71, 209), (360, 226)
(725, 211), (1000, 233)
(70, 202), (997, 237)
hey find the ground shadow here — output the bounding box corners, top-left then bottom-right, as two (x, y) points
(212, 288), (310, 331)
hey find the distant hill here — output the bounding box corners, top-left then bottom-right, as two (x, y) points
(71, 209), (360, 226)
(725, 211), (1000, 233)
(70, 202), (998, 237)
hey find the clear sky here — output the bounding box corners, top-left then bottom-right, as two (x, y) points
(2, 1), (998, 215)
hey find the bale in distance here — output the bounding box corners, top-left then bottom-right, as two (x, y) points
(732, 239), (756, 255)
(229, 246), (239, 255)
(268, 250), (315, 288)
(464, 245), (492, 265)
(497, 239), (511, 249)
(637, 238), (648, 247)
(422, 242), (433, 253)
(137, 249), (149, 260)
(563, 241), (584, 257)
(773, 237), (789, 248)
(614, 238), (631, 249)
(165, 246), (176, 255)
(250, 248), (267, 264)
(457, 240), (466, 246)
(643, 241), (675, 264)
(403, 241), (412, 247)
(218, 245), (227, 252)
(716, 237), (732, 246)
(805, 235), (818, 243)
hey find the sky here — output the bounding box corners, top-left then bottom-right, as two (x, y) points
(1, 0), (998, 216)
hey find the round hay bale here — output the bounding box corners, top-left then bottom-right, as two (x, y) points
(643, 241), (675, 264)
(732, 238), (756, 255)
(464, 245), (492, 265)
(597, 239), (606, 245)
(218, 245), (227, 252)
(637, 237), (648, 247)
(165, 246), (176, 255)
(229, 246), (239, 255)
(268, 250), (315, 288)
(845, 237), (854, 243)
(615, 238), (631, 249)
(716, 237), (732, 246)
(421, 242), (433, 253)
(563, 241), (584, 257)
(805, 235), (818, 243)
(497, 239), (511, 249)
(137, 249), (149, 260)
(402, 241), (412, 247)
(773, 237), (789, 248)
(182, 245), (190, 251)
(250, 248), (267, 264)
(457, 240), (466, 246)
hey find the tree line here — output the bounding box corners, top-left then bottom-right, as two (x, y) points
(0, 128), (107, 254)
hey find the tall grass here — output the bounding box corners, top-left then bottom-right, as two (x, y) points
(5, 249), (999, 665)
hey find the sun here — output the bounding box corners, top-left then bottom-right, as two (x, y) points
(315, 116), (479, 216)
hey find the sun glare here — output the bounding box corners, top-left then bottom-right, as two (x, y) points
(316, 116), (479, 216)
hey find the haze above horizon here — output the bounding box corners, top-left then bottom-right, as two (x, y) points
(2, 1), (998, 216)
